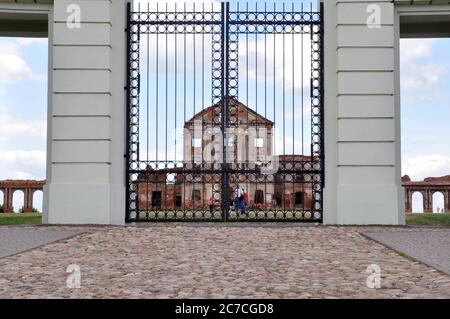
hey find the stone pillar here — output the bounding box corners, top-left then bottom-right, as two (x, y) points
(424, 190), (433, 213)
(0, 189), (3, 213)
(4, 188), (13, 213)
(30, 189), (35, 212)
(422, 190), (427, 213)
(445, 190), (449, 212)
(323, 0), (404, 225)
(404, 189), (412, 213)
(44, 0), (128, 225)
(23, 189), (29, 212)
(23, 189), (33, 213)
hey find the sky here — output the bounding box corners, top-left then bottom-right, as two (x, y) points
(0, 37), (47, 211)
(0, 1), (449, 213)
(135, 0), (317, 162)
(400, 39), (450, 183)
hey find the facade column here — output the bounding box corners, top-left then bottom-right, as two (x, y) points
(445, 190), (449, 212)
(24, 189), (33, 213)
(323, 0), (404, 225)
(420, 190), (425, 213)
(5, 188), (13, 213)
(422, 190), (427, 213)
(23, 189), (27, 212)
(44, 0), (128, 225)
(404, 189), (411, 213)
(0, 188), (3, 213)
(29, 189), (35, 212)
(424, 190), (433, 213)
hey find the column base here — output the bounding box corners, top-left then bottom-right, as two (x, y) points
(44, 183), (125, 225)
(333, 184), (405, 225)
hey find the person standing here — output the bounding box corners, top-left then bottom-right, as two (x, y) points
(235, 186), (243, 214)
(207, 197), (214, 214)
(242, 188), (248, 214)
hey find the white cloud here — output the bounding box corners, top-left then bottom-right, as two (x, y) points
(0, 41), (44, 84)
(136, 0), (313, 92)
(402, 154), (450, 181)
(0, 150), (46, 180)
(240, 34), (312, 92)
(400, 39), (447, 91)
(0, 54), (43, 83)
(401, 64), (444, 90)
(17, 38), (47, 46)
(135, 0), (220, 11)
(400, 39), (433, 64)
(400, 39), (450, 182)
(274, 128), (311, 156)
(0, 105), (46, 143)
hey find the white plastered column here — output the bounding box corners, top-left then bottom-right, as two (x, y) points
(44, 0), (128, 225)
(322, 0), (404, 225)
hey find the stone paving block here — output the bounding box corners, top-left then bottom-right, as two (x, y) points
(0, 226), (448, 298)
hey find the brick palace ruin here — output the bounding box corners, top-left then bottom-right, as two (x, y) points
(136, 99), (315, 212)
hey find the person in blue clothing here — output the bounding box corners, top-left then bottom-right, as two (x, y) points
(234, 186), (247, 215)
(234, 185), (244, 215)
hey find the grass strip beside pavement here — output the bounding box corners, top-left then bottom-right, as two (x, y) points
(406, 213), (450, 227)
(0, 213), (42, 225)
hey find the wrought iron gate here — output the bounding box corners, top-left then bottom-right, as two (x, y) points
(126, 2), (324, 223)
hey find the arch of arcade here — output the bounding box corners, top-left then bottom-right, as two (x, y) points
(403, 176), (450, 213)
(0, 180), (45, 213)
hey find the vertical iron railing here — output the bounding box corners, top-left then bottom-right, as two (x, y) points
(126, 2), (324, 223)
(221, 2), (229, 221)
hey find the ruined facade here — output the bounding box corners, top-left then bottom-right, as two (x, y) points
(137, 100), (314, 212)
(403, 175), (450, 213)
(0, 180), (45, 213)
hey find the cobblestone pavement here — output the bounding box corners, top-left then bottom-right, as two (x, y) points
(0, 225), (449, 298)
(0, 227), (83, 259)
(363, 229), (450, 275)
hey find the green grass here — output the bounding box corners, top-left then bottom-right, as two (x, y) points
(0, 213), (42, 225)
(406, 213), (450, 227)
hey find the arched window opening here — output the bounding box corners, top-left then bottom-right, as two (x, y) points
(254, 190), (264, 204)
(13, 190), (25, 213)
(295, 192), (304, 206)
(0, 190), (4, 212)
(411, 192), (424, 213)
(33, 190), (43, 213)
(432, 192), (444, 213)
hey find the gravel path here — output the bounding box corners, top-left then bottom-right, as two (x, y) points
(0, 225), (448, 298)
